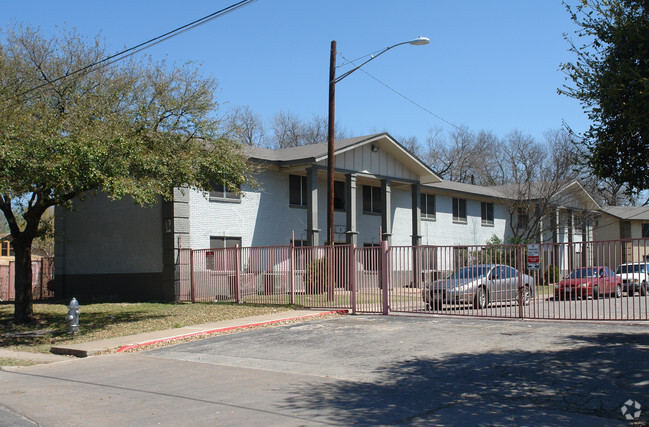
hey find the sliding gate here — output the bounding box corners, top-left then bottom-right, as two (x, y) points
(179, 238), (649, 321)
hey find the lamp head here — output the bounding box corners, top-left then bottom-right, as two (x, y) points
(409, 36), (430, 46)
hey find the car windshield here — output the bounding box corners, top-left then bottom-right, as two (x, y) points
(450, 266), (490, 279)
(569, 268), (600, 278)
(616, 264), (645, 274)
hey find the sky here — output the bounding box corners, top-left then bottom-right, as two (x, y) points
(2, 0), (589, 147)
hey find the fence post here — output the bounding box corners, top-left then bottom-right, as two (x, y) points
(190, 249), (195, 303)
(235, 245), (241, 303)
(327, 245), (335, 301)
(381, 240), (389, 315)
(39, 258), (44, 299)
(289, 243), (295, 305)
(350, 244), (357, 314)
(518, 244), (524, 320)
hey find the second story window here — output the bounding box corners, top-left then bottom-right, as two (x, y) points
(452, 198), (467, 223)
(210, 182), (240, 201)
(363, 185), (382, 214)
(334, 181), (345, 210)
(517, 207), (530, 229)
(481, 202), (494, 226)
(421, 193), (436, 219)
(289, 175), (307, 206)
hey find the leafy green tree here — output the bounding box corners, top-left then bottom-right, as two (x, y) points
(560, 0), (649, 194)
(0, 26), (252, 323)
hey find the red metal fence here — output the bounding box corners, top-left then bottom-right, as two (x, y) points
(179, 238), (649, 321)
(0, 258), (55, 301)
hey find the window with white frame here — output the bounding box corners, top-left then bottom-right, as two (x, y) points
(210, 182), (240, 201)
(421, 193), (436, 219)
(481, 202), (494, 226)
(452, 198), (467, 223)
(363, 185), (382, 214)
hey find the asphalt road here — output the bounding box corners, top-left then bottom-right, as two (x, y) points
(1, 315), (648, 426)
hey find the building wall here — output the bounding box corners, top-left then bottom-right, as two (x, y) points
(419, 194), (507, 247)
(54, 194), (164, 300)
(189, 169), (311, 248)
(188, 171), (511, 250)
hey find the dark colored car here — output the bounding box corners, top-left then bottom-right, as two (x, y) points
(554, 266), (622, 300)
(422, 264), (534, 310)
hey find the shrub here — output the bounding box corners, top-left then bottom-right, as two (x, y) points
(305, 258), (327, 294)
(544, 264), (560, 285)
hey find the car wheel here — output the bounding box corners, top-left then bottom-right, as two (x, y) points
(432, 300), (443, 311)
(474, 287), (487, 309)
(592, 286), (599, 300)
(615, 284), (622, 298)
(521, 285), (531, 306)
(424, 303), (431, 311)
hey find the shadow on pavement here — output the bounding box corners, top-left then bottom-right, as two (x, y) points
(282, 332), (649, 425)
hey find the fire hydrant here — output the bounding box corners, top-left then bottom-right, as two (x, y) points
(65, 298), (80, 334)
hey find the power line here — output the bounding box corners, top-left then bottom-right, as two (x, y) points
(338, 51), (464, 132)
(15, 0), (258, 99)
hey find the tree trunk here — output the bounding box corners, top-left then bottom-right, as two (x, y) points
(13, 240), (34, 324)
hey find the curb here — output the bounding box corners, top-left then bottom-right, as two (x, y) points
(116, 309), (349, 353)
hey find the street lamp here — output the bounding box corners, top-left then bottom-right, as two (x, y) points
(326, 37), (429, 245)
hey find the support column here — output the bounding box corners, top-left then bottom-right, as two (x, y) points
(553, 208), (561, 270)
(411, 183), (422, 289)
(306, 167), (320, 246)
(345, 174), (358, 245)
(411, 183), (422, 246)
(381, 179), (392, 245)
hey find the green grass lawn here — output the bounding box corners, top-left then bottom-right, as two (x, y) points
(0, 301), (297, 354)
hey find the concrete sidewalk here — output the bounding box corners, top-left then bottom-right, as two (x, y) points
(48, 309), (346, 358)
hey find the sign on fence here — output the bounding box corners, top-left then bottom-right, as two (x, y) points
(527, 244), (540, 270)
(205, 251), (215, 270)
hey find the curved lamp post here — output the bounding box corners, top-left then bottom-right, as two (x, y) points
(326, 37), (429, 245)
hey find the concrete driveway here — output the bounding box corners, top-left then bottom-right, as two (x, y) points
(1, 315), (647, 425)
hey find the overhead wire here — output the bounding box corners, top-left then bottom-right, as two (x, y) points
(337, 51), (464, 132)
(14, 0), (258, 100)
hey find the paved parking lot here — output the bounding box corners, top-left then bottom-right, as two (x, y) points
(1, 315), (648, 425)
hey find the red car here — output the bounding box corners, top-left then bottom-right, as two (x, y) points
(554, 266), (622, 300)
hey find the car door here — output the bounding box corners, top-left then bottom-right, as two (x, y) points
(599, 267), (612, 294)
(488, 266), (505, 302)
(504, 266), (519, 302)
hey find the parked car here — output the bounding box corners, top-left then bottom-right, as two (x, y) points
(554, 267), (622, 300)
(422, 264), (534, 310)
(615, 263), (649, 296)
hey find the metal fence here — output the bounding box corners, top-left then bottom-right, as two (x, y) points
(0, 258), (55, 301)
(179, 238), (649, 321)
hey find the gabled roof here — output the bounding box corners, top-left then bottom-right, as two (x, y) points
(242, 135), (372, 163)
(601, 206), (649, 221)
(242, 133), (442, 184)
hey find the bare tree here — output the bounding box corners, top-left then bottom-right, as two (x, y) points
(272, 111), (302, 148)
(395, 135), (421, 158)
(490, 129), (583, 242)
(223, 105), (266, 147)
(423, 126), (492, 184)
(301, 114), (328, 145)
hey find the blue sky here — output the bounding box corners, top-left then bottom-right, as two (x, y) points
(2, 0), (587, 146)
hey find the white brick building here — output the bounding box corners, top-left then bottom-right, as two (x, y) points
(54, 133), (598, 300)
